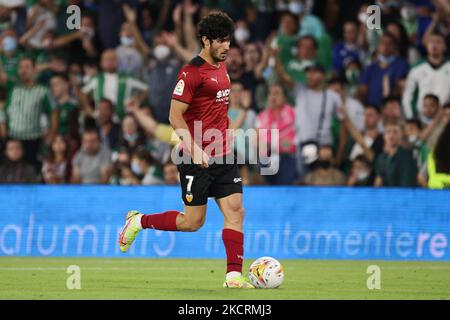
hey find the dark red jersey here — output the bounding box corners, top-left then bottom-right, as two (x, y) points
(171, 56), (232, 157)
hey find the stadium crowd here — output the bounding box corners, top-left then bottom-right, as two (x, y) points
(0, 0), (449, 188)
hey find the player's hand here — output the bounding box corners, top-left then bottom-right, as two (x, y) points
(192, 145), (209, 168)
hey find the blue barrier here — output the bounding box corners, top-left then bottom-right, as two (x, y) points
(0, 185), (449, 260)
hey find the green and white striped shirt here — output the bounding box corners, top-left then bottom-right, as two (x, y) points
(1, 83), (53, 140)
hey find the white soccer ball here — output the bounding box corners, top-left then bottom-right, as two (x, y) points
(248, 256), (284, 289)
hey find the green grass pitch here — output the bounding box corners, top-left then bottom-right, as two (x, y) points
(0, 257), (449, 299)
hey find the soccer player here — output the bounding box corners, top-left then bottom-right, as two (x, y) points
(118, 12), (254, 289)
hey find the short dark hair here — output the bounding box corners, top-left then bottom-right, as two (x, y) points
(406, 118), (423, 130)
(298, 35), (318, 49)
(99, 98), (114, 110)
(197, 11), (234, 48)
(83, 128), (100, 138)
(353, 155), (372, 167)
(423, 93), (440, 105)
(365, 105), (380, 114)
(134, 147), (156, 165)
(327, 76), (344, 87)
(382, 95), (401, 108)
(51, 73), (69, 82)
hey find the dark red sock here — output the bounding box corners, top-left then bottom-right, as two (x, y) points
(222, 228), (244, 273)
(141, 211), (179, 231)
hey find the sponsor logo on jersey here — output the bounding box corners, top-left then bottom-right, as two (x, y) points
(173, 79), (185, 96)
(233, 177), (242, 183)
(216, 89), (231, 99)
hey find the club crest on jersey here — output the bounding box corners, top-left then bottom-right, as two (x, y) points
(186, 192), (193, 203)
(173, 79), (185, 96)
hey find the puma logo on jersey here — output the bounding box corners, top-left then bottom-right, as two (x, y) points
(182, 71), (189, 77)
(211, 77), (218, 84)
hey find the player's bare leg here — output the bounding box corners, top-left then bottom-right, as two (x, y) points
(118, 205), (207, 252)
(216, 193), (254, 288)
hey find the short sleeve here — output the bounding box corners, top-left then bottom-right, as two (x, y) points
(171, 66), (201, 105)
(127, 77), (148, 92)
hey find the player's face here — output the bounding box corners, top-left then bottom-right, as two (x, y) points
(209, 37), (231, 62)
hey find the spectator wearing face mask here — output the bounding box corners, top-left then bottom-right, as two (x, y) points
(234, 20), (251, 48)
(144, 32), (180, 124)
(347, 155), (374, 187)
(116, 4), (152, 78)
(109, 161), (140, 186)
(71, 129), (112, 184)
(305, 145), (346, 186)
(332, 21), (364, 73)
(374, 121), (417, 187)
(119, 113), (146, 156)
(0, 28), (22, 86)
(0, 139), (36, 183)
(131, 148), (164, 185)
(357, 32), (409, 109)
(44, 13), (100, 65)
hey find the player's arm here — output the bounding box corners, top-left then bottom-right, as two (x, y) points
(169, 99), (209, 167)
